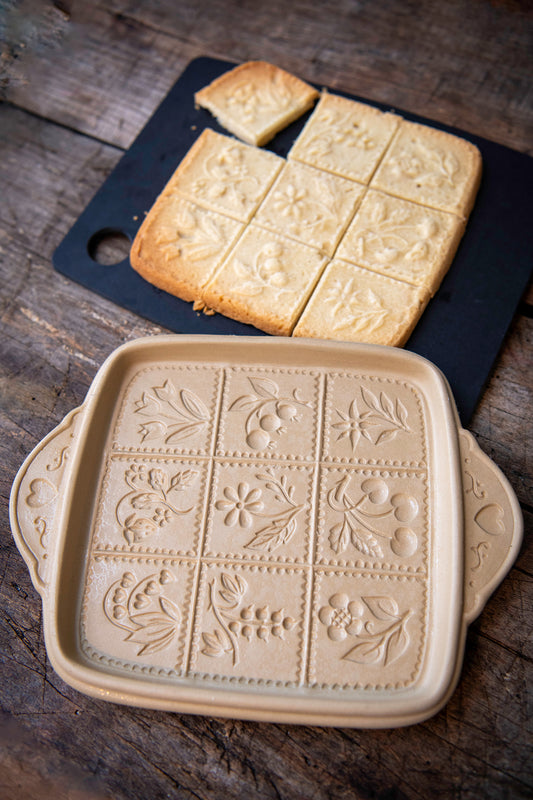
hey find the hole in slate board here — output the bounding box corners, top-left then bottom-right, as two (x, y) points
(88, 229), (131, 265)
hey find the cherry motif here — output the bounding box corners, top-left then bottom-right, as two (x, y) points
(390, 493), (419, 523)
(360, 478), (389, 505)
(391, 527), (418, 557)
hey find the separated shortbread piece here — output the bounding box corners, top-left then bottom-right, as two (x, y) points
(336, 189), (465, 294)
(202, 226), (328, 335)
(293, 260), (429, 346)
(164, 128), (284, 222)
(195, 61), (319, 146)
(254, 161), (365, 256)
(288, 92), (401, 184)
(130, 194), (245, 303)
(371, 120), (482, 218)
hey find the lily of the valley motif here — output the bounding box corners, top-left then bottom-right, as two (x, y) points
(103, 569), (180, 657)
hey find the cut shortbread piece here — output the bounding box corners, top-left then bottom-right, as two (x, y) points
(336, 189), (465, 294)
(195, 61), (319, 146)
(130, 194), (245, 303)
(202, 226), (328, 336)
(254, 161), (365, 256)
(288, 91), (401, 184)
(371, 120), (482, 217)
(164, 128), (284, 222)
(293, 259), (429, 346)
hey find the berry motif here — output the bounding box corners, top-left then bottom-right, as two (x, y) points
(228, 376), (311, 451)
(201, 572), (296, 665)
(103, 570), (180, 657)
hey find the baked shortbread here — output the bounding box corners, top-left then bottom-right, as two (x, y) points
(164, 128), (284, 223)
(336, 189), (465, 294)
(288, 91), (401, 184)
(371, 120), (482, 218)
(293, 259), (429, 346)
(202, 226), (328, 335)
(130, 194), (245, 303)
(195, 61), (319, 146)
(254, 161), (365, 256)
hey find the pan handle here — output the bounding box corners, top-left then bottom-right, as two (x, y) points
(9, 408), (83, 597)
(459, 429), (523, 624)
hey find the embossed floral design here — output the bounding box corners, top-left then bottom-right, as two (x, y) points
(353, 199), (441, 265)
(215, 482), (264, 527)
(201, 572), (296, 666)
(225, 74), (295, 123)
(327, 475), (419, 558)
(215, 469), (306, 553)
(228, 375), (311, 451)
(272, 183), (308, 221)
(103, 569), (180, 657)
(324, 278), (388, 335)
(233, 241), (292, 297)
(192, 145), (259, 209)
(388, 142), (458, 188)
(134, 379), (209, 445)
(304, 110), (376, 160)
(156, 204), (229, 262)
(332, 386), (411, 452)
(116, 463), (198, 544)
(319, 593), (411, 666)
(318, 593), (364, 641)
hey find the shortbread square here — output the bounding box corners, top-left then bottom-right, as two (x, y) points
(195, 61), (319, 146)
(165, 128), (284, 222)
(130, 194), (245, 303)
(336, 189), (465, 294)
(288, 91), (401, 184)
(202, 226), (328, 336)
(293, 260), (429, 346)
(371, 120), (482, 217)
(254, 161), (365, 256)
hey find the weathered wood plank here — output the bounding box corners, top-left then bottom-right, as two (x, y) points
(2, 0), (532, 153)
(1, 2), (531, 798)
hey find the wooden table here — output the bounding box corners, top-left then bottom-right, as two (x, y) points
(1, 1), (531, 797)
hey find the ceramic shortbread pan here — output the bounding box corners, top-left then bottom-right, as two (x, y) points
(9, 336), (522, 727)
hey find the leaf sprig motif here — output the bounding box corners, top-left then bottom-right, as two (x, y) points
(333, 386), (410, 452)
(342, 596), (410, 666)
(201, 573), (296, 665)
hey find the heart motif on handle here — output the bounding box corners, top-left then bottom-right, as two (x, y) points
(474, 503), (505, 536)
(26, 478), (57, 508)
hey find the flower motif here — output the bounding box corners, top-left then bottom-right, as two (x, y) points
(216, 483), (264, 528)
(318, 593), (364, 641)
(272, 183), (308, 220)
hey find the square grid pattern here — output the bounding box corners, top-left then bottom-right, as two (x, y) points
(81, 363), (430, 692)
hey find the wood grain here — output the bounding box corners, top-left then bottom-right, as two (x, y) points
(0, 1), (531, 798)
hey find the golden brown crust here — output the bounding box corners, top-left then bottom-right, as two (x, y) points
(131, 69), (482, 345)
(195, 61), (319, 146)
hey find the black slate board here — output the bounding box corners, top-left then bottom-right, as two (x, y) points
(53, 57), (533, 425)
